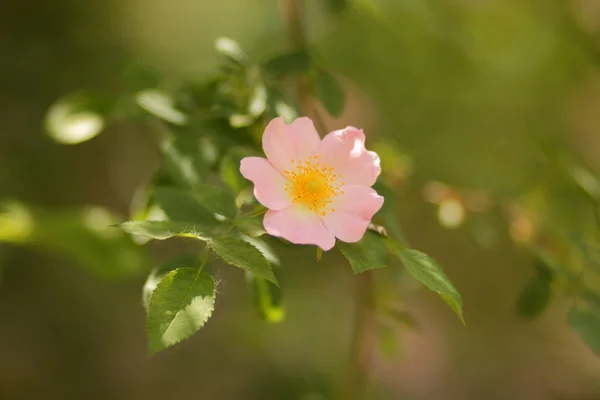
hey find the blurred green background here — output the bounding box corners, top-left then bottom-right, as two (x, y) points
(2, 0), (600, 399)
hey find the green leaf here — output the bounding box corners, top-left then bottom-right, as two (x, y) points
(147, 268), (216, 354)
(220, 148), (255, 192)
(313, 68), (345, 117)
(395, 248), (464, 323)
(135, 89), (187, 125)
(234, 213), (266, 237)
(143, 254), (197, 309)
(153, 187), (219, 226)
(119, 221), (211, 241)
(264, 49), (311, 78)
(251, 275), (285, 323)
(159, 134), (208, 189)
(214, 37), (247, 64)
(193, 184), (237, 220)
(0, 202), (146, 279)
(338, 231), (388, 273)
(208, 237), (277, 285)
(516, 265), (553, 318)
(568, 307), (600, 355)
(45, 91), (111, 145)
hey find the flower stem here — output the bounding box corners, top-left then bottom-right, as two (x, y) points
(346, 271), (375, 400)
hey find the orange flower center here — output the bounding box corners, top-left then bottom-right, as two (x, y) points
(283, 155), (345, 216)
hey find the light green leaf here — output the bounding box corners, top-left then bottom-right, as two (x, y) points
(208, 237), (277, 285)
(568, 307), (600, 355)
(147, 268), (216, 354)
(251, 275), (285, 323)
(135, 89), (187, 125)
(313, 68), (345, 117)
(395, 248), (464, 323)
(143, 254), (197, 309)
(214, 37), (247, 64)
(338, 231), (388, 273)
(45, 92), (111, 145)
(153, 187), (219, 226)
(119, 221), (211, 241)
(193, 184), (237, 220)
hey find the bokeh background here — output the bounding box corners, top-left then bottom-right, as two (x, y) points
(2, 0), (600, 399)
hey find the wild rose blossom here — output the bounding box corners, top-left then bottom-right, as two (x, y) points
(240, 117), (384, 251)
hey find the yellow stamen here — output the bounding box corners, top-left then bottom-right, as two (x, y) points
(283, 154), (344, 216)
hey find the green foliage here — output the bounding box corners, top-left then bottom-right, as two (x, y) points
(264, 49), (311, 78)
(0, 202), (146, 279)
(251, 275), (285, 323)
(338, 231), (388, 273)
(214, 37), (248, 64)
(146, 267), (216, 354)
(313, 68), (345, 117)
(394, 248), (464, 323)
(135, 89), (188, 125)
(143, 254), (198, 309)
(158, 131), (208, 189)
(208, 237), (277, 285)
(153, 187), (219, 226)
(568, 307), (600, 355)
(192, 184), (237, 220)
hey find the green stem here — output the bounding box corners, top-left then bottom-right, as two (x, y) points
(346, 271), (375, 400)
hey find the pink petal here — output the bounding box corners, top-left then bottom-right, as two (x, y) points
(321, 185), (384, 243)
(240, 157), (291, 210)
(318, 127), (381, 187)
(263, 206), (336, 251)
(262, 117), (321, 173)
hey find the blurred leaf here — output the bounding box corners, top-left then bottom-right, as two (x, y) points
(569, 164), (600, 202)
(372, 181), (408, 245)
(193, 184), (237, 220)
(0, 202), (146, 279)
(45, 92), (111, 145)
(234, 213), (266, 237)
(143, 254), (197, 309)
(568, 307), (600, 355)
(214, 37), (247, 64)
(395, 248), (464, 323)
(220, 147), (256, 192)
(119, 221), (211, 241)
(313, 68), (345, 117)
(229, 84), (268, 128)
(264, 49), (311, 78)
(380, 307), (418, 329)
(251, 275), (285, 323)
(147, 267), (215, 354)
(516, 274), (552, 318)
(325, 0), (348, 14)
(135, 89), (187, 125)
(376, 321), (400, 358)
(159, 133), (208, 189)
(153, 187), (219, 227)
(208, 237), (277, 285)
(338, 231), (388, 273)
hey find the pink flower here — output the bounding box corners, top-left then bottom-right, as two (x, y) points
(240, 117), (384, 251)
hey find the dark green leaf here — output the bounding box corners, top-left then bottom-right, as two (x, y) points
(208, 237), (277, 285)
(264, 49), (311, 78)
(214, 37), (247, 64)
(568, 307), (600, 355)
(193, 184), (237, 220)
(313, 68), (345, 117)
(395, 248), (464, 323)
(153, 187), (219, 227)
(325, 0), (348, 14)
(338, 231), (388, 273)
(119, 221), (211, 241)
(234, 213), (266, 237)
(147, 268), (216, 354)
(143, 254), (198, 309)
(516, 275), (552, 318)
